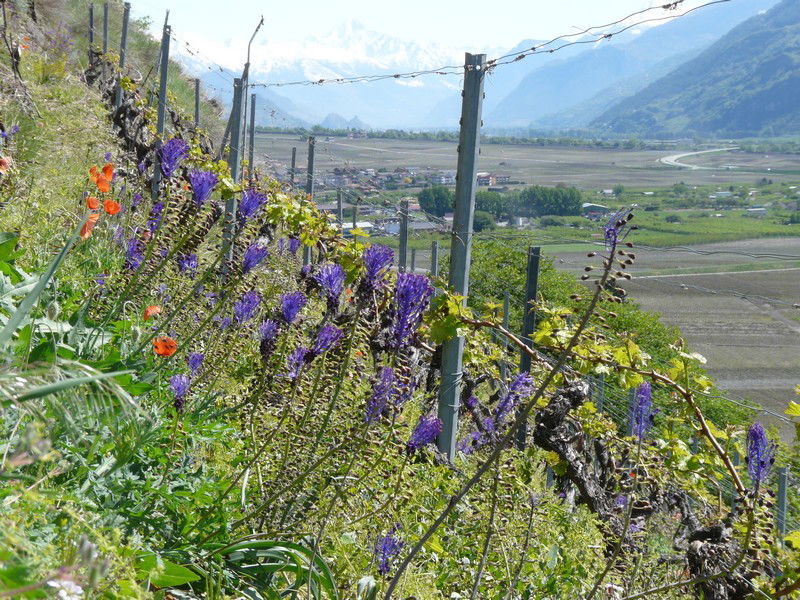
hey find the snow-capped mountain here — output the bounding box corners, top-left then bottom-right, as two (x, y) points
(174, 21), (470, 129)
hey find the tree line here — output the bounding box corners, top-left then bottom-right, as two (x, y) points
(417, 185), (584, 230)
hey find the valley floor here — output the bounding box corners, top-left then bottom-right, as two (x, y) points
(549, 237), (800, 438)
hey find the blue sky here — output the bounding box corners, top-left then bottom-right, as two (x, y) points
(129, 0), (702, 63)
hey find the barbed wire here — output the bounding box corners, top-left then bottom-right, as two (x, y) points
(246, 0), (732, 89)
(488, 0), (733, 68)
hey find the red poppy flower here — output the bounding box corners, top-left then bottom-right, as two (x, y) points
(95, 174), (111, 194)
(143, 305), (162, 321)
(86, 196), (100, 210)
(153, 336), (177, 357)
(103, 199), (121, 215)
(102, 163), (114, 180)
(80, 213), (100, 240)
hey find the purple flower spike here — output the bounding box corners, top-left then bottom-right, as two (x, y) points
(391, 273), (433, 348)
(187, 352), (204, 375)
(286, 346), (309, 380)
(280, 292), (307, 324)
(234, 290), (261, 325)
(363, 244), (394, 289)
(148, 201), (164, 234)
(177, 253), (198, 278)
(170, 374), (191, 412)
(242, 243), (269, 274)
(494, 372), (535, 426)
(104, 152), (113, 162)
(125, 236), (145, 271)
(746, 422), (776, 488)
(604, 208), (634, 251)
(366, 367), (395, 424)
(406, 415), (442, 454)
(629, 382), (656, 440)
(374, 527), (403, 576)
(288, 237), (301, 255)
(315, 263), (345, 311)
(310, 324), (344, 358)
(259, 319), (280, 362)
(238, 188), (267, 223)
(159, 138), (189, 177)
(189, 169), (218, 206)
(219, 316), (233, 330)
(138, 160), (147, 173)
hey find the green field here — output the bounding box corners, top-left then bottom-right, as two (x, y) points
(254, 132), (800, 189)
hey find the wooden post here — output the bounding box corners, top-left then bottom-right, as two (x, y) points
(336, 189), (343, 226)
(398, 199), (409, 271)
(516, 246), (540, 448)
(88, 4), (94, 59)
(114, 2), (131, 110)
(102, 1), (108, 53)
(306, 136), (315, 199)
(411, 248), (416, 273)
(222, 77), (244, 273)
(290, 147), (297, 186)
(150, 24), (171, 200)
(248, 93), (256, 180)
(303, 245), (312, 267)
(777, 466), (789, 540)
(352, 202), (358, 230)
(194, 78), (200, 127)
(436, 53), (486, 461)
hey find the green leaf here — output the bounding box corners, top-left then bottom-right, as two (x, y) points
(785, 530), (800, 548)
(6, 369), (133, 403)
(136, 555), (201, 588)
(0, 223), (80, 349)
(786, 401), (800, 418)
(0, 232), (19, 262)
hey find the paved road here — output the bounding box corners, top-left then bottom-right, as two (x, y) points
(659, 147), (739, 169)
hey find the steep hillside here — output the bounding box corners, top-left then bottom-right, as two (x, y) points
(593, 0), (800, 137)
(486, 0), (778, 129)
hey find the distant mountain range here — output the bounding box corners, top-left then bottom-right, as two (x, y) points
(592, 0), (800, 138)
(176, 0), (793, 138)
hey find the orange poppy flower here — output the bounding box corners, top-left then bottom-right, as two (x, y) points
(153, 336), (177, 357)
(89, 165), (99, 182)
(143, 305), (162, 321)
(102, 163), (114, 180)
(95, 174), (111, 194)
(86, 196), (100, 210)
(104, 199), (121, 215)
(79, 213), (100, 240)
(0, 156), (12, 174)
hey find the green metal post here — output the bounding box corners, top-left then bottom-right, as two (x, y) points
(778, 466), (789, 541)
(194, 78), (200, 127)
(102, 1), (108, 53)
(88, 4), (94, 58)
(114, 2), (131, 110)
(398, 199), (409, 271)
(222, 77), (244, 273)
(516, 246), (540, 448)
(248, 93), (256, 180)
(436, 53), (486, 461)
(306, 136), (315, 199)
(150, 24), (171, 200)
